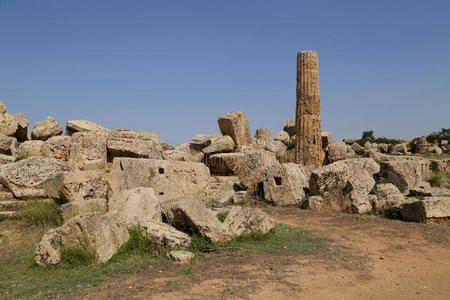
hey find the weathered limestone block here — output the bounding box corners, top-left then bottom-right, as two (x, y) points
(69, 131), (108, 170)
(372, 183), (406, 210)
(218, 111), (252, 146)
(428, 145), (442, 155)
(224, 206), (275, 235)
(309, 158), (379, 213)
(35, 228), (64, 266)
(255, 128), (271, 146)
(61, 198), (108, 221)
(41, 136), (71, 161)
(379, 159), (422, 191)
(17, 140), (44, 158)
(59, 169), (111, 202)
(0, 133), (17, 155)
(31, 117), (63, 141)
(327, 142), (355, 163)
(263, 163), (308, 206)
(266, 141), (288, 163)
(232, 191), (248, 204)
(209, 176), (240, 204)
(308, 195), (325, 210)
(295, 51), (323, 167)
(415, 137), (429, 154)
(401, 197), (450, 222)
(345, 168), (376, 213)
(110, 158), (211, 205)
(0, 157), (72, 198)
(163, 149), (191, 161)
(351, 142), (364, 155)
(35, 213), (129, 266)
(0, 101), (29, 142)
(283, 119), (296, 137)
(66, 120), (107, 136)
(109, 187), (161, 226)
(167, 251), (194, 264)
(223, 150), (278, 188)
(274, 131), (291, 145)
(206, 153), (237, 175)
(202, 135), (235, 154)
(107, 129), (162, 160)
(189, 134), (221, 151)
(389, 143), (408, 154)
(140, 221), (191, 248)
(0, 154), (16, 165)
(169, 199), (233, 243)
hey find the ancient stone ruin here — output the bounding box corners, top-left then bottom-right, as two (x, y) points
(295, 50), (324, 167)
(0, 50), (449, 269)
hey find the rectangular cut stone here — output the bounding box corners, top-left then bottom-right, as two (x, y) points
(218, 111), (252, 146)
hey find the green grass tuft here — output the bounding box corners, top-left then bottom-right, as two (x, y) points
(16, 200), (63, 227)
(189, 224), (329, 256)
(216, 211), (229, 223)
(0, 226), (165, 299)
(60, 247), (94, 266)
(0, 214), (7, 222)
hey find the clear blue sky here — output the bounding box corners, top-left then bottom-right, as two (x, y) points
(1, 0), (449, 144)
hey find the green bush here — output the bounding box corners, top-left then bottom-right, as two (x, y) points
(60, 247), (94, 266)
(188, 234), (219, 253)
(17, 200), (63, 227)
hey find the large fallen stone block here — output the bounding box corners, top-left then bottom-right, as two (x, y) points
(218, 111), (252, 146)
(111, 158), (211, 205)
(169, 199), (233, 243)
(401, 197), (450, 222)
(66, 120), (108, 136)
(69, 131), (108, 170)
(59, 169), (111, 202)
(209, 176), (241, 204)
(263, 163), (308, 206)
(0, 101), (29, 142)
(140, 221), (191, 248)
(61, 198), (108, 221)
(35, 213), (130, 266)
(41, 136), (71, 161)
(0, 157), (72, 198)
(214, 150), (278, 188)
(202, 135), (235, 154)
(0, 133), (18, 155)
(189, 134), (221, 152)
(372, 183), (406, 210)
(31, 117), (63, 141)
(379, 159), (422, 191)
(224, 206), (275, 235)
(107, 129), (162, 160)
(17, 140), (44, 158)
(309, 158), (379, 213)
(274, 131), (291, 145)
(327, 142), (355, 163)
(109, 187), (161, 225)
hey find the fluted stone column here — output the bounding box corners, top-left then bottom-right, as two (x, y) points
(295, 50), (323, 167)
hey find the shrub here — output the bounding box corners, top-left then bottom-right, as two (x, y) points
(17, 200), (63, 227)
(188, 234), (218, 253)
(0, 214), (7, 222)
(286, 142), (295, 150)
(60, 247), (94, 266)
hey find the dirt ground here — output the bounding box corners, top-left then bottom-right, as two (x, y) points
(3, 208), (450, 300)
